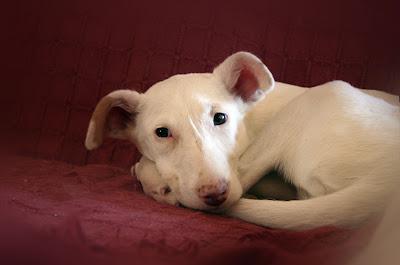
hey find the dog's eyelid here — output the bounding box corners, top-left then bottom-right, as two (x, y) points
(210, 104), (222, 114)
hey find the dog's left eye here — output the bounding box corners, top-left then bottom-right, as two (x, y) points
(155, 127), (171, 138)
(213, 112), (228, 126)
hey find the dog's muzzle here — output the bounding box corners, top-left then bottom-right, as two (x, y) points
(197, 180), (229, 207)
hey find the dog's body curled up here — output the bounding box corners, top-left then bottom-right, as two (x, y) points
(86, 52), (400, 230)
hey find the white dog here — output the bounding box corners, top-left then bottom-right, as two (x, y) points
(85, 52), (400, 230)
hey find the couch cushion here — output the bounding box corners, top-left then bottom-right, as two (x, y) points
(0, 156), (372, 265)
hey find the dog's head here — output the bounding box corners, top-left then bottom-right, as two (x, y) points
(85, 52), (274, 210)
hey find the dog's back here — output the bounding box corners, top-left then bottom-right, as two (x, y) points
(277, 81), (400, 195)
(229, 80), (400, 229)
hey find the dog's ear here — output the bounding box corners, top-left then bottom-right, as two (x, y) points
(213, 52), (275, 102)
(85, 90), (141, 150)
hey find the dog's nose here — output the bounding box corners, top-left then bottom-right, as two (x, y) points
(198, 181), (228, 207)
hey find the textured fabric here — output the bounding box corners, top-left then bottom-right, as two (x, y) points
(1, 0), (399, 166)
(0, 156), (372, 265)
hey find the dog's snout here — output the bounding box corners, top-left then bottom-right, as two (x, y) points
(198, 181), (228, 207)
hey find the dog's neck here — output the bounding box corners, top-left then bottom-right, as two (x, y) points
(235, 82), (308, 156)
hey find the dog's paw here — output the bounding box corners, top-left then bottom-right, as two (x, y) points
(134, 156), (180, 207)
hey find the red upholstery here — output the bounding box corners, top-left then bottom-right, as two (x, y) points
(0, 0), (398, 264)
(0, 156), (370, 265)
(1, 0), (399, 166)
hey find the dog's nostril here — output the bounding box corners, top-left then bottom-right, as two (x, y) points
(198, 183), (228, 207)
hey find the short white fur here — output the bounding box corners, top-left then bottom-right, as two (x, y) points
(85, 52), (400, 230)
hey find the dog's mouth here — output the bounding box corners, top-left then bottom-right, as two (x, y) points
(178, 194), (234, 212)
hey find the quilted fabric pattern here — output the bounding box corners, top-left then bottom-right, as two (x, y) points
(0, 156), (371, 265)
(1, 0), (399, 167)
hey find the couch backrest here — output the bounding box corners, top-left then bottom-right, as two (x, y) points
(1, 0), (399, 167)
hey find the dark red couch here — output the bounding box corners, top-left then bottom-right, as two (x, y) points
(1, 1), (399, 264)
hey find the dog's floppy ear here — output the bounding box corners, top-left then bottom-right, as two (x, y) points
(85, 90), (141, 150)
(213, 52), (275, 102)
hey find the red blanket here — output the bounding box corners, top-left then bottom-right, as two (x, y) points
(0, 156), (372, 265)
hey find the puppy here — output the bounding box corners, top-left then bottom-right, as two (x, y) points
(86, 52), (399, 230)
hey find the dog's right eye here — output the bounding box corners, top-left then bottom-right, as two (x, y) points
(213, 112), (228, 126)
(155, 127), (171, 138)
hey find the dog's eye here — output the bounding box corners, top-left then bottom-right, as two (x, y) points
(155, 127), (171, 138)
(213, 113), (228, 126)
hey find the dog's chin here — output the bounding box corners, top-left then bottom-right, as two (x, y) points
(200, 199), (239, 214)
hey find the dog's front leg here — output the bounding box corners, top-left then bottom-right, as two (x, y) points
(239, 154), (276, 193)
(239, 126), (282, 193)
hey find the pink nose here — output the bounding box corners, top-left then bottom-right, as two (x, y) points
(198, 181), (228, 206)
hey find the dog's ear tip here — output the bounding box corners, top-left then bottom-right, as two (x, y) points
(84, 137), (100, 150)
(84, 121), (101, 150)
(213, 52), (275, 102)
(227, 51), (262, 63)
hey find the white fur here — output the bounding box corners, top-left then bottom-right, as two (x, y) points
(133, 156), (179, 206)
(86, 52), (400, 230)
(228, 81), (400, 229)
(85, 121), (97, 150)
(131, 73), (246, 209)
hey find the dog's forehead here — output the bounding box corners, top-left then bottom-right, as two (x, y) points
(144, 73), (228, 103)
(138, 73), (235, 129)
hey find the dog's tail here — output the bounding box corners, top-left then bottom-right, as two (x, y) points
(227, 182), (395, 230)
